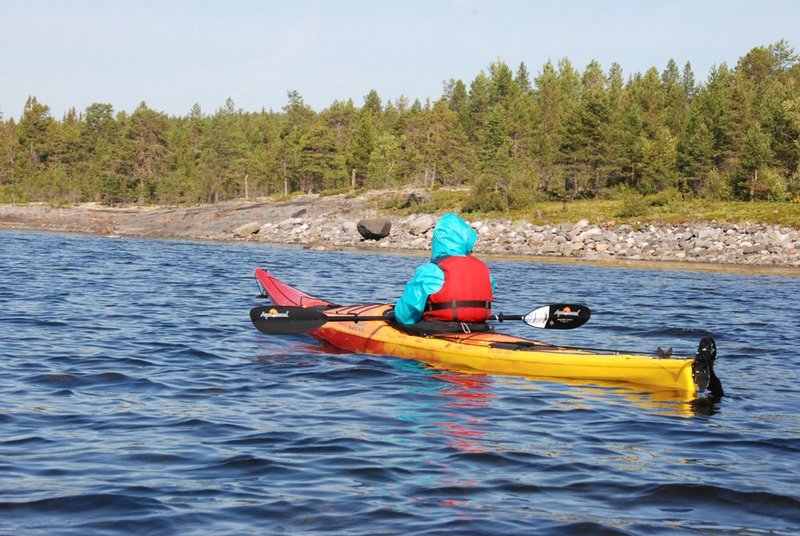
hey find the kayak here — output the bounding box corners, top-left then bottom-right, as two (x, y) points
(250, 269), (722, 399)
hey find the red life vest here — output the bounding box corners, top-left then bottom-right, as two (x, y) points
(423, 255), (493, 322)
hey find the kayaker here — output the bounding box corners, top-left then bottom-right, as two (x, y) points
(393, 213), (494, 332)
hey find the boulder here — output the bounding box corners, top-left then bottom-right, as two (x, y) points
(356, 218), (392, 240)
(570, 219), (590, 237)
(409, 214), (437, 235)
(233, 222), (261, 237)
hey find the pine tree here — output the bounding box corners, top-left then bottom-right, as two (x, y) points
(515, 62), (533, 94)
(531, 61), (566, 193)
(682, 61), (697, 100)
(425, 99), (471, 187)
(348, 117), (375, 188)
(605, 62), (629, 185)
(677, 109), (715, 188)
(662, 59), (688, 135)
(17, 96), (55, 168)
(0, 115), (20, 202)
(299, 119), (344, 192)
(123, 101), (171, 204)
(468, 71), (493, 142)
(277, 90), (315, 195)
(444, 79), (470, 134)
(367, 132), (402, 188)
(562, 60), (611, 196)
(489, 60), (515, 106)
(741, 127), (776, 199)
(362, 89), (382, 117)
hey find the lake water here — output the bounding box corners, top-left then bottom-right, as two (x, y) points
(1, 230), (799, 535)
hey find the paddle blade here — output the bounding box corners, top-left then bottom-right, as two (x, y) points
(250, 305), (328, 334)
(523, 304), (590, 329)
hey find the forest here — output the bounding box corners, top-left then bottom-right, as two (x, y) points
(1, 41), (799, 211)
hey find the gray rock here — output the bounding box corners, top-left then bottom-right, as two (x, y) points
(577, 227), (603, 241)
(409, 214), (437, 235)
(357, 218), (392, 240)
(233, 222), (261, 237)
(540, 241), (560, 254)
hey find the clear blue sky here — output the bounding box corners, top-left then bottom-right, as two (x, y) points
(1, 0), (798, 120)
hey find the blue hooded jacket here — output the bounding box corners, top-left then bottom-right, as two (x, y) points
(394, 213), (495, 324)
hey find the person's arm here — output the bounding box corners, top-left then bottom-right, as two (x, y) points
(393, 263), (445, 324)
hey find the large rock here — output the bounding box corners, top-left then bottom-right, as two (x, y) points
(233, 222), (261, 237)
(409, 214), (437, 235)
(356, 218), (392, 240)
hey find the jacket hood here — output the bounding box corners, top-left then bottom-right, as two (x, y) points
(431, 213), (478, 260)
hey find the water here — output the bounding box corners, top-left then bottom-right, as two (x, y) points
(1, 231), (799, 535)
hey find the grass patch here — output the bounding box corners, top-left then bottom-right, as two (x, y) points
(319, 186), (367, 198)
(381, 189), (471, 214)
(368, 187), (800, 228)
(461, 198), (800, 227)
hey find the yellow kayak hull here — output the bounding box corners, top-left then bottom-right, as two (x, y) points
(315, 304), (698, 395)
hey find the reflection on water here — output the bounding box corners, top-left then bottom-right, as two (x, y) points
(497, 376), (713, 418)
(433, 373), (493, 453)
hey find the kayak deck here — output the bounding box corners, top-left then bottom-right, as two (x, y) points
(253, 268), (720, 398)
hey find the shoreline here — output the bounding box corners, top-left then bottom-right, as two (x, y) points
(2, 194), (799, 276)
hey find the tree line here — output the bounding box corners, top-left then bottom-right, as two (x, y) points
(1, 41), (799, 209)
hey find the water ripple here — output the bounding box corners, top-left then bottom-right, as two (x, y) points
(1, 231), (799, 535)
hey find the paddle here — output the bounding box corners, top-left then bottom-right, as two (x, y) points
(250, 304), (590, 335)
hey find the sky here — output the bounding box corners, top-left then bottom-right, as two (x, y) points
(1, 0), (799, 120)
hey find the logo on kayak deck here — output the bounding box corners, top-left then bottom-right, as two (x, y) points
(260, 308), (290, 319)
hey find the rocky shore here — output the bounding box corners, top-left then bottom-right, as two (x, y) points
(2, 192), (799, 271)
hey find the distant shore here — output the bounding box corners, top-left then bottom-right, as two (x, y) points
(2, 192), (799, 275)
